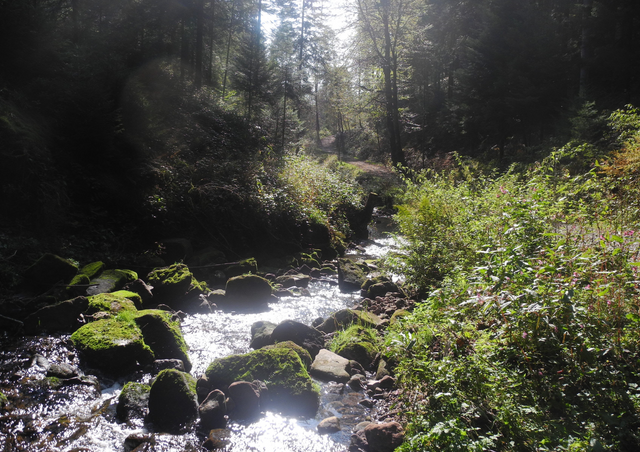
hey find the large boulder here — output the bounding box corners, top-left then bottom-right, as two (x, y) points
(86, 291), (140, 315)
(364, 422), (405, 452)
(271, 320), (325, 358)
(224, 275), (274, 306)
(87, 269), (138, 296)
(227, 381), (262, 420)
(310, 349), (351, 383)
(146, 264), (209, 312)
(116, 382), (150, 423)
(337, 259), (367, 293)
(204, 348), (319, 417)
(262, 341), (312, 369)
(23, 253), (78, 291)
(148, 369), (198, 432)
(275, 273), (311, 289)
(199, 389), (227, 430)
(134, 310), (192, 372)
(70, 317), (154, 375)
(316, 309), (382, 334)
(23, 296), (89, 334)
(361, 277), (399, 299)
(249, 320), (277, 349)
(331, 325), (380, 371)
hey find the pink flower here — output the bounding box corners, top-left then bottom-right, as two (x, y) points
(522, 332), (528, 339)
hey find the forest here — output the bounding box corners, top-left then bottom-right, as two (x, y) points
(2, 0), (640, 450)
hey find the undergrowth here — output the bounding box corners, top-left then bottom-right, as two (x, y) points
(386, 106), (640, 451)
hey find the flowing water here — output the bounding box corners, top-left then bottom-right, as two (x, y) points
(0, 215), (401, 452)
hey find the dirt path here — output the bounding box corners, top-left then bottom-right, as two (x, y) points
(320, 135), (396, 179)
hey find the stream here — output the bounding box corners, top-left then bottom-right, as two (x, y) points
(0, 216), (400, 452)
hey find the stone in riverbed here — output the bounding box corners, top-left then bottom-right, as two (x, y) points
(227, 380), (262, 420)
(134, 309), (192, 372)
(310, 349), (351, 383)
(316, 309), (382, 333)
(270, 319), (325, 358)
(224, 274), (274, 306)
(117, 381), (150, 422)
(364, 422), (405, 452)
(23, 296), (89, 334)
(337, 258), (367, 293)
(249, 320), (277, 349)
(148, 369), (198, 432)
(199, 389), (227, 430)
(318, 416), (341, 434)
(87, 269), (138, 296)
(262, 341), (312, 369)
(204, 348), (319, 417)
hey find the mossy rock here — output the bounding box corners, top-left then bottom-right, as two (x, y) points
(250, 320), (277, 349)
(205, 348), (319, 417)
(337, 258), (367, 293)
(23, 296), (89, 334)
(317, 309), (382, 333)
(224, 258), (258, 279)
(134, 310), (191, 372)
(262, 341), (313, 369)
(275, 273), (311, 289)
(117, 381), (150, 422)
(331, 325), (380, 371)
(86, 291), (140, 315)
(148, 369), (198, 432)
(146, 264), (208, 310)
(87, 269), (138, 296)
(70, 316), (154, 375)
(23, 253), (78, 290)
(224, 274), (273, 305)
(69, 261), (105, 287)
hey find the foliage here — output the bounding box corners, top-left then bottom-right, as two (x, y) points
(387, 108), (640, 450)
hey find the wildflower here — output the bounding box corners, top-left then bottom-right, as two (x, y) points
(624, 230), (635, 237)
(522, 332), (528, 339)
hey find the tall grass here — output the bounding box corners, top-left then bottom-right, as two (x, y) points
(386, 108), (640, 450)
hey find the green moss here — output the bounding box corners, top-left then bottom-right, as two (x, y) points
(263, 341), (312, 369)
(205, 348), (319, 411)
(133, 309), (191, 371)
(329, 324), (380, 370)
(0, 391), (7, 408)
(70, 317), (154, 374)
(148, 369), (198, 431)
(147, 263), (192, 286)
(68, 273), (90, 287)
(87, 292), (138, 315)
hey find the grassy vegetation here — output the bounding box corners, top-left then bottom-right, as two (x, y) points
(384, 106), (640, 451)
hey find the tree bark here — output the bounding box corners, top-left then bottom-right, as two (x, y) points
(195, 0), (204, 88)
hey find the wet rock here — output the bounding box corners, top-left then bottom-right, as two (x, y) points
(249, 320), (277, 349)
(146, 264), (208, 312)
(224, 274), (273, 305)
(23, 253), (79, 291)
(23, 296), (89, 334)
(318, 416), (341, 434)
(347, 374), (366, 391)
(87, 269), (138, 296)
(117, 382), (150, 422)
(349, 425), (370, 452)
(47, 362), (78, 379)
(271, 319), (325, 358)
(378, 375), (396, 390)
(134, 310), (192, 372)
(86, 291), (140, 315)
(275, 273), (311, 289)
(124, 433), (156, 452)
(364, 422), (405, 452)
(205, 347), (319, 417)
(333, 329), (380, 371)
(122, 279), (154, 306)
(228, 380), (262, 419)
(361, 277), (399, 299)
(262, 341), (312, 369)
(310, 349), (351, 383)
(199, 389), (227, 430)
(71, 317), (154, 376)
(359, 398), (375, 408)
(66, 261), (105, 296)
(148, 369), (198, 432)
(375, 359), (391, 380)
(316, 309), (382, 334)
(337, 259), (367, 293)
(153, 359), (185, 373)
(202, 428), (231, 451)
(348, 360), (366, 376)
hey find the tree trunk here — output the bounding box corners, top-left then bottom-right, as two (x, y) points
(222, 1), (235, 97)
(579, 0), (593, 98)
(208, 0), (216, 85)
(195, 0), (204, 88)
